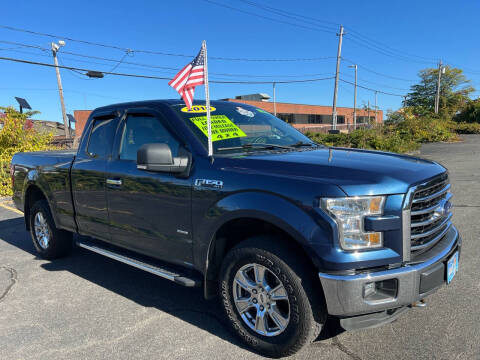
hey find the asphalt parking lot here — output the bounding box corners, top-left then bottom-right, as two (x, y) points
(0, 135), (479, 360)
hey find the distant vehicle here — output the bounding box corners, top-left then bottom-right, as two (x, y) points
(11, 100), (461, 357)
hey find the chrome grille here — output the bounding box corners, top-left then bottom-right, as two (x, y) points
(410, 173), (452, 253)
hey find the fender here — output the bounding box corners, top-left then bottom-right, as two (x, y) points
(22, 169), (58, 229)
(193, 191), (334, 275)
(22, 159), (76, 231)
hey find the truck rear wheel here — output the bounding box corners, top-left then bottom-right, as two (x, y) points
(219, 236), (325, 358)
(29, 200), (73, 260)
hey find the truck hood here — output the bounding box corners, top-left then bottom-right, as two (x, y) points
(223, 147), (446, 196)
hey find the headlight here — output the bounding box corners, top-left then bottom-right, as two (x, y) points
(321, 196), (385, 250)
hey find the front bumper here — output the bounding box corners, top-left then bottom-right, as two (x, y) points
(318, 225), (460, 317)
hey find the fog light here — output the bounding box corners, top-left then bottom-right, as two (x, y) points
(363, 279), (398, 302)
(363, 282), (376, 298)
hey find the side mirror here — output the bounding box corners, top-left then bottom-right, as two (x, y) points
(136, 143), (189, 174)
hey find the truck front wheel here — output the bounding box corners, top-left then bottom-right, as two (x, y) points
(219, 236), (326, 358)
(29, 199), (73, 260)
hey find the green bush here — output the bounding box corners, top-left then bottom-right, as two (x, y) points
(306, 108), (459, 154)
(0, 107), (56, 196)
(453, 122), (480, 134)
(454, 99), (480, 123)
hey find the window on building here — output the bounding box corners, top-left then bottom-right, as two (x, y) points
(337, 116), (345, 124)
(293, 114), (308, 124)
(277, 113), (294, 124)
(308, 114), (321, 124)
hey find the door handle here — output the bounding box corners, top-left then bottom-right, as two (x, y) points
(106, 178), (122, 186)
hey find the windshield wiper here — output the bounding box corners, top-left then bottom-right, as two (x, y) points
(291, 141), (317, 148)
(217, 143), (294, 152)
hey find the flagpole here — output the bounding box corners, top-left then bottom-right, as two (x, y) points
(203, 40), (213, 157)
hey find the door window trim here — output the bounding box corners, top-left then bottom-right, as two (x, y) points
(112, 108), (184, 162)
(85, 112), (120, 159)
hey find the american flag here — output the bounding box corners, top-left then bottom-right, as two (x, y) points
(168, 46), (205, 109)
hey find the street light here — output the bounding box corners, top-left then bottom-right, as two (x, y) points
(51, 40), (70, 139)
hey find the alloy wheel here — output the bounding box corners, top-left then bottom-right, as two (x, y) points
(34, 212), (50, 250)
(233, 263), (290, 337)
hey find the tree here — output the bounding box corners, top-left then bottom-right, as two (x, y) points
(404, 66), (475, 116)
(385, 109), (406, 125)
(0, 107), (55, 196)
(454, 99), (480, 123)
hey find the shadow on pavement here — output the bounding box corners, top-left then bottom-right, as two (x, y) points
(0, 216), (341, 356)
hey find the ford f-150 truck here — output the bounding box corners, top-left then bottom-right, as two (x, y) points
(11, 100), (461, 357)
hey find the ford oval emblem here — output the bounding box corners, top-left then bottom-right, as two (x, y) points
(434, 199), (451, 218)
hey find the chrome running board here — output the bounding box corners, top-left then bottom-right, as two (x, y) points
(77, 240), (200, 287)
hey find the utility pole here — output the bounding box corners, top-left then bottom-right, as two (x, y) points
(332, 25), (344, 131)
(368, 100), (370, 123)
(273, 82), (277, 116)
(51, 41), (70, 139)
(435, 60), (443, 114)
(374, 91), (378, 123)
(349, 64), (357, 129)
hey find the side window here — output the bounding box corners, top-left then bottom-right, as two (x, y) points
(87, 117), (117, 158)
(119, 114), (180, 161)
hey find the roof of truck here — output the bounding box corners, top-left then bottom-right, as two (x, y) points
(92, 99), (248, 113)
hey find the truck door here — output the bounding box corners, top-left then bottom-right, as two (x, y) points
(71, 112), (119, 241)
(105, 109), (193, 266)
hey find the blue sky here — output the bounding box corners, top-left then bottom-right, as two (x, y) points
(0, 0), (479, 124)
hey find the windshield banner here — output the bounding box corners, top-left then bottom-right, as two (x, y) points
(189, 115), (247, 141)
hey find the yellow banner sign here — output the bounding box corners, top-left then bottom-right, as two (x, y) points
(181, 105), (216, 113)
(189, 115), (247, 142)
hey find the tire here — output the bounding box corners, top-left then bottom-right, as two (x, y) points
(219, 236), (326, 358)
(29, 199), (73, 260)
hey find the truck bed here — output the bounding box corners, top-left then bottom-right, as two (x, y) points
(11, 150), (77, 232)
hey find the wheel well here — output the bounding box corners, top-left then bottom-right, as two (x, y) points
(24, 185), (47, 230)
(204, 217), (318, 299)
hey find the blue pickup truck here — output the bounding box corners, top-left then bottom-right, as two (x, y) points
(11, 100), (460, 357)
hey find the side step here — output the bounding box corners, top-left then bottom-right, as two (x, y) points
(76, 240), (201, 287)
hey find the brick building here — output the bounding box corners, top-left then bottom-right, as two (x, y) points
(225, 98), (382, 130)
(73, 110), (92, 141)
(74, 98), (382, 139)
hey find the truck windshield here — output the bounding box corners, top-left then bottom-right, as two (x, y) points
(170, 102), (318, 154)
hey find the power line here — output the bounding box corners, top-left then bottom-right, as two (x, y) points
(2, 46), (335, 81)
(0, 55), (336, 84)
(57, 55), (98, 81)
(0, 38), (340, 79)
(445, 61), (480, 76)
(343, 36), (434, 65)
(347, 30), (437, 62)
(339, 78), (405, 97)
(200, 0), (336, 35)
(237, 0), (338, 31)
(340, 72), (411, 91)
(0, 86), (128, 100)
(232, 0), (437, 64)
(342, 57), (417, 82)
(0, 52), (406, 97)
(0, 24), (336, 62)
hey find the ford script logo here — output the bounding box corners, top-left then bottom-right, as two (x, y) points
(433, 199), (452, 218)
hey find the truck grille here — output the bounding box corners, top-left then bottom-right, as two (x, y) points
(410, 173), (452, 254)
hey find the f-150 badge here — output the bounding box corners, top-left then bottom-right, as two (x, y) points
(194, 179), (224, 189)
